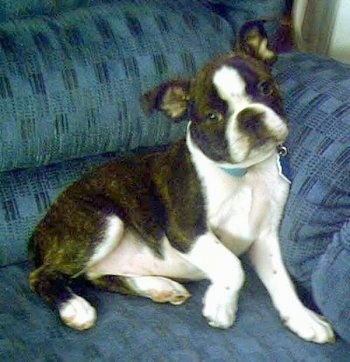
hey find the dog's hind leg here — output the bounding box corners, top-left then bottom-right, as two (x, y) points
(89, 275), (191, 305)
(29, 267), (97, 330)
(29, 215), (125, 330)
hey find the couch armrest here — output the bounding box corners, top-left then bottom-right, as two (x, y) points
(274, 52), (350, 341)
(313, 221), (350, 342)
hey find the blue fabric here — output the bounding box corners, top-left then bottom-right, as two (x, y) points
(1, 262), (350, 360)
(1, 0), (224, 23)
(313, 221), (350, 342)
(274, 53), (350, 288)
(0, 0), (111, 22)
(209, 0), (286, 41)
(0, 0), (233, 172)
(273, 53), (350, 342)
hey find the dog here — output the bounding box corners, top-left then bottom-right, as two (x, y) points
(29, 21), (334, 343)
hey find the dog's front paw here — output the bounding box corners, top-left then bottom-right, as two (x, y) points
(283, 307), (335, 344)
(202, 285), (238, 329)
(59, 294), (97, 330)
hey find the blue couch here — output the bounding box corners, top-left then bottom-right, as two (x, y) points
(1, 1), (349, 360)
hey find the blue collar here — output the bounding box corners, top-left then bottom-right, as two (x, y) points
(219, 166), (247, 177)
(218, 145), (291, 180)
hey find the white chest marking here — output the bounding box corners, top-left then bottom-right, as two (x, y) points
(187, 129), (288, 255)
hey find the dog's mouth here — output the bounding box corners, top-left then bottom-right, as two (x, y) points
(236, 107), (289, 146)
(249, 129), (289, 157)
(254, 128), (288, 149)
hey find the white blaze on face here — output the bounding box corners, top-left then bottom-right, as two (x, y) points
(213, 66), (253, 163)
(213, 66), (250, 111)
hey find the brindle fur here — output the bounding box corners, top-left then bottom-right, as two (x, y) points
(29, 140), (207, 304)
(29, 20), (280, 315)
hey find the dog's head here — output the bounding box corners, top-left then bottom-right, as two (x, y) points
(142, 21), (289, 168)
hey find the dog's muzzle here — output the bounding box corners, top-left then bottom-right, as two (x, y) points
(237, 107), (271, 145)
(237, 106), (288, 146)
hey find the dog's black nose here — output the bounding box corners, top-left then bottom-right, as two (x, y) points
(237, 108), (264, 134)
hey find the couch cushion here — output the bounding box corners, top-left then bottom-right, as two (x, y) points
(1, 261), (349, 360)
(273, 53), (350, 291)
(274, 53), (350, 340)
(0, 0), (234, 172)
(313, 221), (350, 342)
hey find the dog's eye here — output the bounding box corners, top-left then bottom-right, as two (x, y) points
(206, 111), (222, 121)
(258, 80), (273, 96)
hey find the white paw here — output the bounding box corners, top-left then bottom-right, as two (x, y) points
(282, 307), (335, 344)
(147, 279), (191, 305)
(59, 295), (97, 330)
(128, 276), (191, 305)
(165, 281), (191, 305)
(202, 285), (238, 329)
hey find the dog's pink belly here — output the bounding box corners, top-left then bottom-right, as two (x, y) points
(88, 231), (204, 280)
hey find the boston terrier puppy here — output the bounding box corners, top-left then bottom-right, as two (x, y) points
(29, 21), (334, 343)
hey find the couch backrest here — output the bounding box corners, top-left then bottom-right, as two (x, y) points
(0, 0), (287, 174)
(0, 0), (106, 23)
(0, 0), (235, 174)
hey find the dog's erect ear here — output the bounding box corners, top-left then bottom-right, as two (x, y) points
(141, 79), (191, 122)
(238, 20), (277, 66)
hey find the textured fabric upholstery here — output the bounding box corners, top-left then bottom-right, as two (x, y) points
(0, 0), (233, 172)
(275, 53), (350, 288)
(208, 0), (286, 41)
(274, 53), (350, 287)
(274, 53), (350, 341)
(313, 221), (350, 342)
(2, 262), (350, 361)
(0, 0), (106, 22)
